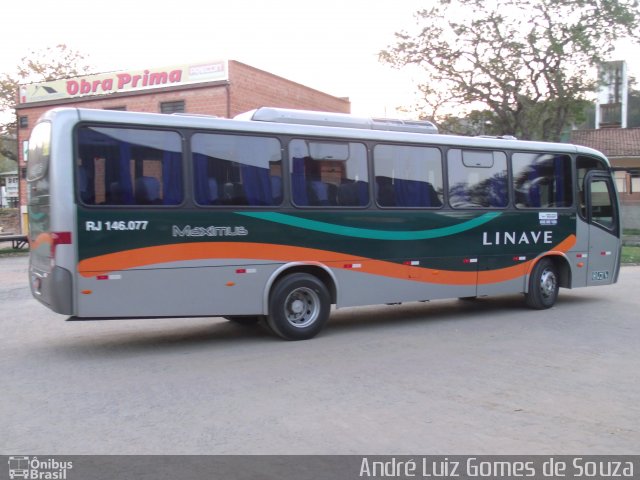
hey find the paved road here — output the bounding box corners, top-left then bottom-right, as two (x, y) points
(1, 254), (639, 454)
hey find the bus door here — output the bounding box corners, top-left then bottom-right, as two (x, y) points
(585, 172), (620, 286)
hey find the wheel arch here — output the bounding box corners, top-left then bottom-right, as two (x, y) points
(262, 262), (338, 314)
(525, 253), (572, 293)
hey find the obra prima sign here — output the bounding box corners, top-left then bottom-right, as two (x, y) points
(19, 60), (228, 105)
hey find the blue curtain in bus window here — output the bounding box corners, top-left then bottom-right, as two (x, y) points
(77, 158), (94, 203)
(528, 166), (541, 207)
(77, 128), (102, 204)
(394, 179), (431, 207)
(118, 143), (134, 204)
(192, 153), (210, 204)
(486, 174), (508, 207)
(162, 150), (182, 205)
(356, 181), (368, 206)
(292, 157), (308, 205)
(554, 156), (565, 205)
(271, 176), (283, 204)
(241, 164), (273, 205)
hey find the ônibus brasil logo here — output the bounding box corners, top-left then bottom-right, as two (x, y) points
(7, 456), (73, 479)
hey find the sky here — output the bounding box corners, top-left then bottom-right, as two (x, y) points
(1, 0), (639, 119)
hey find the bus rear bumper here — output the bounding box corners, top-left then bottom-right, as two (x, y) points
(30, 265), (74, 315)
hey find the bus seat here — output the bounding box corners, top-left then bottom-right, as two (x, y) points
(270, 176), (283, 204)
(376, 177), (395, 207)
(222, 182), (248, 205)
(107, 182), (124, 204)
(338, 181), (367, 206)
(309, 180), (330, 206)
(135, 176), (161, 204)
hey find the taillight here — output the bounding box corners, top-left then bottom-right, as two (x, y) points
(50, 231), (72, 258)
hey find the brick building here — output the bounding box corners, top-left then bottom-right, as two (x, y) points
(14, 59), (350, 231)
(571, 128), (640, 229)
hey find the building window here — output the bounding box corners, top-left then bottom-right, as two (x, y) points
(104, 106), (127, 111)
(19, 116), (28, 128)
(631, 174), (640, 194)
(160, 101), (185, 114)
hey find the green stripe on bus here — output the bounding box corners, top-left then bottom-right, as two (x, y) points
(237, 211), (502, 240)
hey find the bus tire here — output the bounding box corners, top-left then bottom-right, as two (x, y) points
(267, 273), (330, 340)
(525, 258), (559, 309)
(223, 315), (264, 326)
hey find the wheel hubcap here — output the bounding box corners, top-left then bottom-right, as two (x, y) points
(540, 268), (557, 299)
(284, 287), (320, 328)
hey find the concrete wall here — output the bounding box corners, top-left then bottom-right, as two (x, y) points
(621, 203), (640, 230)
(0, 209), (20, 234)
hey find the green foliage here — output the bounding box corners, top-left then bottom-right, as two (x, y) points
(436, 110), (502, 136)
(0, 136), (17, 168)
(621, 246), (640, 264)
(380, 0), (640, 141)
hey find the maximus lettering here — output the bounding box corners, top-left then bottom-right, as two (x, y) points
(483, 230), (552, 246)
(172, 225), (248, 237)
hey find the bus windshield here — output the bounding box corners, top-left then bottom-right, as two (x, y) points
(26, 121), (52, 182)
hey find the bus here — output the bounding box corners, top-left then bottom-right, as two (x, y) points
(27, 107), (622, 340)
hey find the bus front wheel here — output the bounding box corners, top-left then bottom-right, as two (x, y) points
(267, 273), (331, 340)
(525, 258), (559, 309)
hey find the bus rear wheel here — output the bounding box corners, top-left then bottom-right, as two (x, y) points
(525, 258), (559, 309)
(267, 273), (331, 340)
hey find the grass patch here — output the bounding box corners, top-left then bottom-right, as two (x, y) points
(0, 247), (28, 257)
(621, 246), (640, 264)
(623, 228), (640, 236)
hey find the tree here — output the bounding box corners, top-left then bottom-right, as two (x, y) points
(380, 0), (640, 141)
(0, 44), (93, 159)
(436, 110), (502, 136)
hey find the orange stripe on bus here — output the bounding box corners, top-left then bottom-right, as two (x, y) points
(30, 232), (54, 251)
(478, 234), (576, 284)
(78, 243), (362, 277)
(77, 234), (576, 286)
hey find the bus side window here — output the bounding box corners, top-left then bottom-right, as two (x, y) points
(590, 179), (615, 229)
(512, 153), (573, 208)
(289, 139), (369, 207)
(448, 149), (508, 208)
(373, 144), (443, 208)
(76, 126), (183, 206)
(576, 155), (607, 219)
(192, 133), (282, 206)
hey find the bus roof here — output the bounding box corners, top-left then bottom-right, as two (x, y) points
(42, 107), (609, 162)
